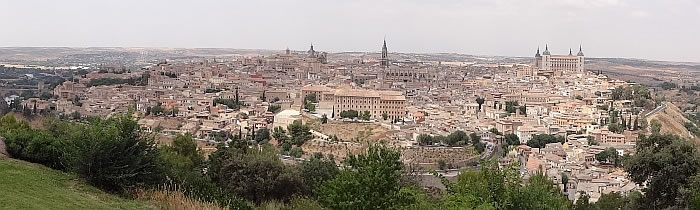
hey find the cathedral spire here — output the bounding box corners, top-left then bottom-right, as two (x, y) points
(381, 38), (389, 68)
(536, 46), (541, 56)
(307, 42), (316, 58)
(543, 44), (551, 55)
(569, 48), (573, 56)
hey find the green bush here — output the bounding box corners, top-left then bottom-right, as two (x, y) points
(211, 145), (308, 204)
(64, 115), (165, 193)
(1, 115), (69, 170)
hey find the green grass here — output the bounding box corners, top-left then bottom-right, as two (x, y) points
(0, 158), (151, 210)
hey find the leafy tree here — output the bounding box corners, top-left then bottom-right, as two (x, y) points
(470, 132), (481, 145)
(211, 130), (231, 142)
(65, 115), (165, 193)
(213, 98), (243, 110)
(287, 120), (312, 146)
(339, 110), (359, 119)
(443, 161), (569, 210)
(504, 134), (520, 146)
(272, 126), (289, 144)
(267, 104), (281, 113)
(303, 93), (317, 112)
(160, 133), (205, 181)
(489, 128), (502, 135)
(280, 142), (292, 152)
(660, 82), (677, 90)
(594, 192), (629, 210)
(624, 134), (700, 209)
(289, 147), (304, 158)
(304, 93), (317, 104)
(608, 123), (623, 133)
(518, 106), (527, 116)
(510, 173), (570, 210)
(254, 128), (270, 144)
(321, 114), (328, 124)
(474, 142), (486, 154)
(1, 115), (68, 170)
(595, 147), (621, 167)
(526, 134), (564, 148)
(476, 97), (485, 112)
(445, 130), (469, 146)
(215, 146), (307, 204)
(573, 192), (594, 210)
(417, 134), (434, 146)
(359, 110), (371, 121)
(304, 103), (316, 112)
(505, 101), (519, 114)
(650, 119), (662, 134)
(301, 153), (339, 196)
(382, 113), (389, 120)
(317, 145), (409, 210)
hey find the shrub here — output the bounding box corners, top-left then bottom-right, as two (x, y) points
(213, 146), (307, 204)
(65, 115), (165, 193)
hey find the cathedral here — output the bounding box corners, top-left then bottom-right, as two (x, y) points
(306, 43), (328, 64)
(534, 45), (585, 76)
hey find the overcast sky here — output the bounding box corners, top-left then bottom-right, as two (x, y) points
(1, 0), (699, 62)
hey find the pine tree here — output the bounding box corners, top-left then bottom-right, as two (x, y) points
(261, 90), (266, 102)
(628, 115), (633, 130)
(234, 87), (240, 105)
(634, 116), (639, 130)
(621, 116), (627, 131)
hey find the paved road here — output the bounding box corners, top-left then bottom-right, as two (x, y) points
(644, 102), (667, 118)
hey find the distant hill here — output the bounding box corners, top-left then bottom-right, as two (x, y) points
(0, 158), (151, 210)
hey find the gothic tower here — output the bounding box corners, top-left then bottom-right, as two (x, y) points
(380, 39), (389, 68)
(542, 44), (552, 71)
(577, 45), (585, 72)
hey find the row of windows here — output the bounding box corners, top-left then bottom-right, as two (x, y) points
(337, 104), (403, 110)
(336, 99), (404, 104)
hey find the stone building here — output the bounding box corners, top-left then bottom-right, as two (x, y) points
(535, 45), (585, 76)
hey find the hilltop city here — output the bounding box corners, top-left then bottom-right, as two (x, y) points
(2, 40), (700, 209)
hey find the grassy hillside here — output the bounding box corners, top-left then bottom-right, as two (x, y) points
(647, 102), (697, 141)
(0, 158), (151, 210)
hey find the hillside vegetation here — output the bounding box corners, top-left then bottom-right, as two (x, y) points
(0, 158), (150, 210)
(647, 102), (697, 140)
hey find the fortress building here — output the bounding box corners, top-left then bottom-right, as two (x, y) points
(535, 45), (585, 76)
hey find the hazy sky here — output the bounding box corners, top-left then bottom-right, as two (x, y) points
(2, 0), (699, 62)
